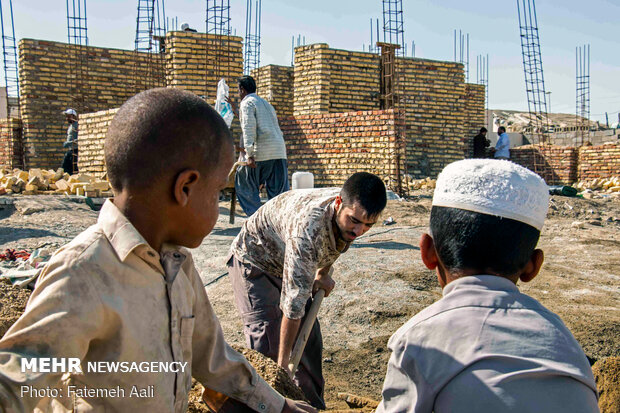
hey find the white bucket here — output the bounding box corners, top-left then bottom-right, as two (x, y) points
(292, 172), (314, 190)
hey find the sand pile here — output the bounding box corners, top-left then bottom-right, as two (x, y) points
(592, 357), (620, 413)
(188, 345), (306, 412)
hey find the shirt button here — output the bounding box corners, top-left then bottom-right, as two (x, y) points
(259, 403), (266, 411)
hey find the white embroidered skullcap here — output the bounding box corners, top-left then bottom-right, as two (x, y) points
(432, 159), (549, 230)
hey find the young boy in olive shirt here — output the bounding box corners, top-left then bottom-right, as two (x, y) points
(0, 88), (314, 413)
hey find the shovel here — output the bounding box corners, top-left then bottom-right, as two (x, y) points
(287, 288), (326, 375)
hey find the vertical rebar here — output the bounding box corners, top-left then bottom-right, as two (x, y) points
(382, 0), (405, 56)
(576, 44), (591, 146)
(0, 0), (19, 108)
(206, 0), (231, 98)
(517, 0), (549, 142)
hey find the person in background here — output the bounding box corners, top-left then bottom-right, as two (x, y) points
(232, 75), (289, 217)
(494, 126), (510, 160)
(472, 127), (490, 158)
(61, 108), (78, 174)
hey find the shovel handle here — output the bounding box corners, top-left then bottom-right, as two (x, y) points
(288, 288), (325, 374)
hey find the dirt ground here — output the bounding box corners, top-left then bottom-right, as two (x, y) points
(0, 278), (31, 337)
(0, 192), (619, 411)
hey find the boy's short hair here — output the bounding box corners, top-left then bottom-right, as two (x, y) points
(479, 127), (487, 133)
(105, 87), (232, 191)
(430, 206), (541, 277)
(340, 172), (387, 218)
(237, 75), (257, 94)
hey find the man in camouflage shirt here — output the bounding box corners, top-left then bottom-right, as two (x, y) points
(228, 172), (387, 408)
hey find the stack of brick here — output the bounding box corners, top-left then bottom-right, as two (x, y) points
(462, 83), (486, 158)
(251, 65), (294, 119)
(281, 110), (402, 188)
(578, 144), (620, 180)
(0, 118), (23, 169)
(78, 108), (118, 175)
(0, 167), (111, 196)
(18, 39), (161, 170)
(165, 31), (243, 101)
(510, 145), (579, 184)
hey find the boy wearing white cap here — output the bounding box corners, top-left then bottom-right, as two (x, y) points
(376, 159), (599, 413)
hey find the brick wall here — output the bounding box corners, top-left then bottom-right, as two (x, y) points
(18, 32), (243, 171)
(293, 44), (380, 116)
(291, 43), (482, 179)
(0, 118), (23, 169)
(77, 108), (118, 175)
(463, 83), (486, 158)
(293, 44), (332, 114)
(251, 64), (294, 118)
(510, 145), (579, 184)
(578, 144), (620, 180)
(510, 144), (620, 184)
(281, 110), (401, 187)
(18, 39), (161, 170)
(397, 58), (466, 177)
(165, 31), (243, 100)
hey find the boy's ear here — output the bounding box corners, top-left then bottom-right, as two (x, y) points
(421, 233), (449, 288)
(519, 249), (544, 283)
(173, 169), (200, 207)
(420, 233), (439, 270)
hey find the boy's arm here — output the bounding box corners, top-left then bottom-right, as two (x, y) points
(376, 336), (434, 413)
(0, 256), (105, 412)
(187, 262), (285, 413)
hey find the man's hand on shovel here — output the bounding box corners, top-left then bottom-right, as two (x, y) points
(286, 268), (335, 377)
(313, 266), (335, 297)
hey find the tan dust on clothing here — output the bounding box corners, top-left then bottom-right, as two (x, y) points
(230, 188), (349, 320)
(0, 200), (284, 413)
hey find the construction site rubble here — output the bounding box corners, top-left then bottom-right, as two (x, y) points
(0, 248), (51, 289)
(382, 176), (437, 193)
(0, 168), (112, 197)
(576, 177), (620, 193)
(336, 393), (379, 410)
(405, 176), (437, 191)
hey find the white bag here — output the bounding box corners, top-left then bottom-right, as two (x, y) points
(215, 78), (234, 128)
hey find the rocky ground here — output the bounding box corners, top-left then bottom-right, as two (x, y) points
(0, 192), (619, 411)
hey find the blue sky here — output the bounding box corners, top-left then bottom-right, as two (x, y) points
(5, 0), (620, 123)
